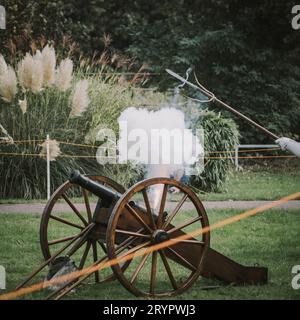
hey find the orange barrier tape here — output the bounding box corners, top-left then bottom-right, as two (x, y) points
(0, 191), (299, 301)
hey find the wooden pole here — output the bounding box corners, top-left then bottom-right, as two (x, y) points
(46, 134), (51, 200)
(165, 69), (279, 140)
(213, 98), (279, 140)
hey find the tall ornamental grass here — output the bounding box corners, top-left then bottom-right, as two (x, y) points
(0, 45), (142, 199)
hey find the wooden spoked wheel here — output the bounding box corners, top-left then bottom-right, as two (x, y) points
(40, 175), (127, 284)
(106, 177), (210, 297)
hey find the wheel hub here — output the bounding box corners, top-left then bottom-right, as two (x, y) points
(152, 229), (170, 244)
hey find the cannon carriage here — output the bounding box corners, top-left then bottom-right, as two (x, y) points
(18, 171), (267, 299)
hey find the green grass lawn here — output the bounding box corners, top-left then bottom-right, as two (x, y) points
(200, 164), (300, 201)
(0, 208), (299, 300)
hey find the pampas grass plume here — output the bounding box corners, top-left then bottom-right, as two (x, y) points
(40, 139), (61, 161)
(0, 66), (17, 103)
(42, 45), (56, 86)
(56, 58), (73, 92)
(70, 79), (90, 117)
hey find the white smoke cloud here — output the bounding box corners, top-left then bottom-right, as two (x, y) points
(118, 106), (203, 210)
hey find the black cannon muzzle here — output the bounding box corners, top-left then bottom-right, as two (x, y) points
(69, 171), (121, 206)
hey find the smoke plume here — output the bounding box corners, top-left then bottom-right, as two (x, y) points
(118, 107), (203, 210)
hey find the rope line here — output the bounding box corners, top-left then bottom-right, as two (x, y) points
(0, 139), (285, 155)
(0, 152), (46, 157)
(0, 191), (299, 301)
(208, 148), (281, 154)
(55, 145), (283, 154)
(0, 139), (44, 144)
(0, 152), (295, 160)
(85, 72), (161, 75)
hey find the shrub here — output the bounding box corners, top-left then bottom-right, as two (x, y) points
(190, 110), (240, 192)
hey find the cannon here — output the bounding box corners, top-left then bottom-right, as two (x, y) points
(18, 171), (267, 299)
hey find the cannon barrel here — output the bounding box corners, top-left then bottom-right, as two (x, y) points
(69, 171), (121, 205)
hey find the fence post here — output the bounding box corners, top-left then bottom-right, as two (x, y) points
(235, 145), (239, 171)
(46, 134), (50, 200)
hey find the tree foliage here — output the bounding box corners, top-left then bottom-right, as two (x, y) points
(113, 0), (300, 142)
(1, 0), (299, 142)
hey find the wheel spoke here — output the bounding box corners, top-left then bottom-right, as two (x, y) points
(115, 229), (151, 239)
(66, 234), (89, 257)
(64, 223), (94, 257)
(114, 228), (145, 255)
(50, 215), (84, 230)
(167, 216), (202, 235)
(97, 240), (107, 254)
(62, 193), (88, 226)
(117, 241), (151, 261)
(175, 239), (204, 244)
(82, 188), (92, 222)
(125, 203), (153, 233)
(48, 234), (79, 246)
(92, 241), (100, 283)
(157, 184), (168, 228)
(162, 194), (188, 229)
(79, 241), (91, 269)
(159, 249), (178, 290)
(130, 253), (150, 284)
(142, 189), (156, 230)
(150, 251), (158, 294)
(166, 247), (196, 271)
